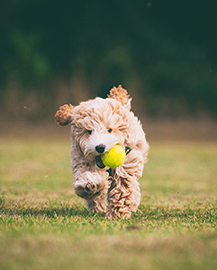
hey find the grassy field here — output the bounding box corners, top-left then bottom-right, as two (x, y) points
(0, 136), (217, 270)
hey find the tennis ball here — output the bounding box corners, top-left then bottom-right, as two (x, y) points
(101, 144), (126, 168)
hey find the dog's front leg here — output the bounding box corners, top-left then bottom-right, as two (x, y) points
(107, 149), (144, 219)
(85, 185), (108, 213)
(73, 170), (109, 213)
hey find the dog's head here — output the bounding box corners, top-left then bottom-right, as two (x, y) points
(55, 85), (132, 168)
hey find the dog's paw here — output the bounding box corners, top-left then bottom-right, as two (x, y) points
(85, 183), (100, 193)
(73, 171), (108, 199)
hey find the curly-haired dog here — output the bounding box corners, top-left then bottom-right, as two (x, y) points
(55, 85), (149, 218)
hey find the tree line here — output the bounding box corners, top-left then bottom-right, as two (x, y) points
(1, 0), (217, 118)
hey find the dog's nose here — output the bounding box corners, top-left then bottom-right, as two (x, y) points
(95, 144), (106, 153)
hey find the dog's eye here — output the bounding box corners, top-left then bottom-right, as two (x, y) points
(87, 130), (92, 135)
(107, 128), (112, 133)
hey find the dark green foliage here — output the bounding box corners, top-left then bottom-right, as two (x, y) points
(1, 0), (217, 116)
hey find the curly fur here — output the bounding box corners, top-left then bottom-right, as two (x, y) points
(55, 85), (149, 218)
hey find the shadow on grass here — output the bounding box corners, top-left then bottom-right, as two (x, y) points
(0, 203), (106, 219)
(1, 202), (216, 225)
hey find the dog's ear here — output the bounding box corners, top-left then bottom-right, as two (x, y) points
(55, 104), (74, 126)
(108, 85), (131, 110)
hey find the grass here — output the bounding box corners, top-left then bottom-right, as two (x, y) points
(0, 137), (217, 270)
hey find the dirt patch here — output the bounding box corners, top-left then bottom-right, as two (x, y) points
(1, 118), (217, 142)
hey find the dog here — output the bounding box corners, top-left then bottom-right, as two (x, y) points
(55, 85), (149, 218)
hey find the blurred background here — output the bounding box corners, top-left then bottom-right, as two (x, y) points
(1, 0), (217, 139)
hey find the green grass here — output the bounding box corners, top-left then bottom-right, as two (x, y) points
(0, 137), (217, 270)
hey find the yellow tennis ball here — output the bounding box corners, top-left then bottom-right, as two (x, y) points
(101, 144), (126, 168)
